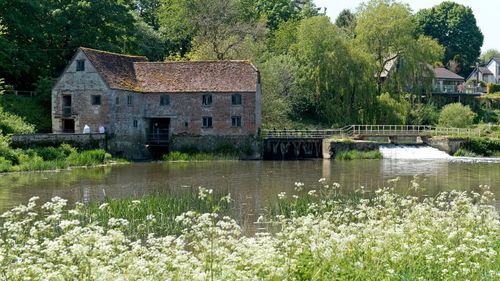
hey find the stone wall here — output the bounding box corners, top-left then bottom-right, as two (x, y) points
(323, 140), (380, 159)
(423, 137), (468, 155)
(10, 134), (107, 150)
(170, 135), (261, 160)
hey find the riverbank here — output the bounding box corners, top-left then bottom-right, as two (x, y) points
(163, 151), (239, 161)
(0, 144), (126, 173)
(1, 182), (497, 280)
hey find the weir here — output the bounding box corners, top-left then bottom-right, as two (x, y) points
(379, 145), (453, 160)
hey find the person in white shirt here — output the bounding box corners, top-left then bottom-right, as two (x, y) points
(83, 124), (90, 134)
(99, 126), (105, 134)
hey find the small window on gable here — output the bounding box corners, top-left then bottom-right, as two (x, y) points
(202, 116), (213, 128)
(133, 119), (138, 128)
(160, 95), (170, 106)
(91, 95), (101, 105)
(76, 60), (85, 71)
(115, 96), (119, 105)
(202, 94), (212, 106)
(231, 116), (241, 128)
(127, 95), (133, 106)
(231, 94), (242, 105)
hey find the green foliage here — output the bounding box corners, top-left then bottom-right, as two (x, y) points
(415, 2), (483, 76)
(486, 83), (500, 94)
(67, 149), (110, 166)
(0, 106), (35, 135)
(480, 49), (500, 64)
(163, 151), (238, 161)
(408, 103), (439, 125)
(376, 93), (410, 125)
(335, 9), (356, 37)
(335, 150), (382, 160)
(453, 148), (478, 157)
(464, 138), (500, 157)
(438, 103), (477, 128)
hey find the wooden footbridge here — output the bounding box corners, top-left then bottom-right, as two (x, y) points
(261, 125), (482, 159)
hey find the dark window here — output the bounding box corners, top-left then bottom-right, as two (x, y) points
(127, 95), (133, 106)
(133, 119), (138, 128)
(202, 94), (213, 106)
(231, 116), (241, 128)
(231, 94), (242, 105)
(116, 96), (119, 105)
(202, 116), (213, 128)
(160, 95), (170, 106)
(76, 60), (85, 71)
(91, 95), (101, 105)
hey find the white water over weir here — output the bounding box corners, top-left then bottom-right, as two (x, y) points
(379, 145), (452, 160)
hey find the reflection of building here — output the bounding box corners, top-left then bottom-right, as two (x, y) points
(52, 47), (262, 159)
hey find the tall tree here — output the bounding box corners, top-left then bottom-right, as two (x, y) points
(253, 0), (318, 30)
(415, 2), (483, 76)
(335, 9), (356, 37)
(355, 0), (443, 95)
(480, 49), (500, 64)
(289, 16), (377, 125)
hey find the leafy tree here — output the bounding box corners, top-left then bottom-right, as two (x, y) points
(335, 9), (356, 37)
(258, 55), (298, 128)
(355, 0), (443, 96)
(438, 103), (476, 128)
(252, 0), (318, 30)
(415, 2), (483, 76)
(289, 16), (377, 125)
(480, 49), (500, 64)
(129, 0), (161, 29)
(187, 0), (265, 60)
(376, 93), (410, 125)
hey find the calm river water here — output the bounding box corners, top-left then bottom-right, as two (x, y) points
(0, 159), (499, 215)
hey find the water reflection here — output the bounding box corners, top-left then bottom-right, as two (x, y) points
(0, 160), (498, 216)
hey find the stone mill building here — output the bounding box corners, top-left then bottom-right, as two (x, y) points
(52, 47), (262, 159)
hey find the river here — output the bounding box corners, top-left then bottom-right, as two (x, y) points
(0, 159), (498, 220)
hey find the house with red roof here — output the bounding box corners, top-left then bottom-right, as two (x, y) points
(52, 47), (261, 159)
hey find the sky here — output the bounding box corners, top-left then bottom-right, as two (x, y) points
(314, 0), (499, 52)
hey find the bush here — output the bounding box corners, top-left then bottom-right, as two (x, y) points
(464, 138), (500, 157)
(376, 93), (410, 125)
(31, 147), (66, 161)
(67, 149), (109, 166)
(438, 103), (477, 128)
(486, 82), (500, 94)
(408, 103), (439, 125)
(0, 157), (12, 172)
(0, 107), (35, 134)
(453, 148), (478, 157)
(335, 150), (382, 160)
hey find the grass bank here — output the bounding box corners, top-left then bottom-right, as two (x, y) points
(163, 150), (239, 161)
(0, 143), (123, 173)
(335, 149), (382, 160)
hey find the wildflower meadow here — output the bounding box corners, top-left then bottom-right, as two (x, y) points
(0, 181), (498, 280)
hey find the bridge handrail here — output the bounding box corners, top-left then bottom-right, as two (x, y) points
(262, 125), (483, 139)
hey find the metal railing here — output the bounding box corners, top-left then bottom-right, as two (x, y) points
(148, 129), (169, 144)
(261, 128), (344, 139)
(262, 125), (482, 139)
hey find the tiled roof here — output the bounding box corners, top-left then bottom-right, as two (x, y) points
(80, 47), (258, 93)
(478, 67), (493, 75)
(433, 67), (464, 80)
(81, 47), (148, 92)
